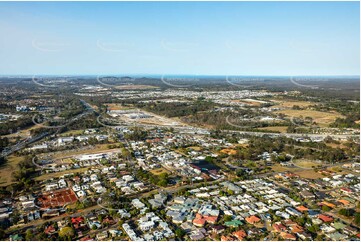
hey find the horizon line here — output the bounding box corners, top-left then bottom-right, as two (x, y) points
(0, 74), (360, 78)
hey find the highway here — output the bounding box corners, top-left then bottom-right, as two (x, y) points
(0, 131), (50, 158)
(224, 129), (360, 140)
(98, 118), (359, 140)
(1, 99), (95, 158)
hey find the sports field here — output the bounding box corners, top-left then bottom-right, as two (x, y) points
(37, 188), (78, 208)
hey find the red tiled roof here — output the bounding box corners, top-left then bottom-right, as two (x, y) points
(193, 218), (206, 227)
(318, 214), (334, 223)
(273, 223), (287, 232)
(280, 232), (296, 240)
(203, 215), (218, 224)
(296, 205), (308, 212)
(44, 225), (56, 234)
(320, 201), (336, 208)
(283, 219), (297, 227)
(233, 230), (247, 240)
(338, 199), (350, 206)
(341, 187), (353, 193)
(245, 215), (260, 224)
(71, 217), (84, 224)
(221, 235), (235, 241)
(291, 225), (304, 233)
(79, 236), (93, 241)
(285, 172), (299, 178)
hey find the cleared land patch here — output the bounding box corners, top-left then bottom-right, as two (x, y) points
(35, 167), (90, 181)
(257, 126), (288, 133)
(293, 159), (322, 169)
(220, 148), (237, 155)
(113, 85), (158, 90)
(274, 109), (344, 126)
(188, 146), (202, 151)
(294, 170), (324, 179)
(58, 129), (84, 137)
(43, 144), (117, 159)
(150, 168), (170, 175)
(0, 155), (24, 186)
(271, 99), (315, 109)
(271, 164), (291, 173)
(105, 103), (134, 110)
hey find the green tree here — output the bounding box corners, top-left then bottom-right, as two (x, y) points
(25, 229), (34, 241)
(339, 208), (354, 217)
(354, 212), (360, 226)
(321, 205), (331, 212)
(0, 229), (6, 240)
(205, 156), (213, 163)
(59, 227), (75, 239)
(175, 228), (186, 239)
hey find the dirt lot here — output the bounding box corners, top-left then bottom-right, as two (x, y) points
(220, 148), (237, 155)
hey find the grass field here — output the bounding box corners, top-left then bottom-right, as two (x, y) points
(58, 129), (84, 137)
(0, 155), (24, 186)
(329, 166), (343, 173)
(114, 85), (158, 90)
(327, 166), (359, 176)
(150, 168), (170, 175)
(188, 146), (202, 151)
(105, 103), (134, 110)
(35, 167), (90, 181)
(271, 99), (315, 109)
(0, 144), (116, 186)
(234, 99), (263, 107)
(294, 170), (324, 179)
(257, 126), (288, 133)
(293, 159), (321, 168)
(47, 144), (118, 159)
(174, 148), (188, 156)
(271, 164), (291, 172)
(274, 109), (344, 127)
(271, 164), (324, 179)
(325, 143), (347, 149)
(264, 97), (345, 127)
(3, 125), (38, 141)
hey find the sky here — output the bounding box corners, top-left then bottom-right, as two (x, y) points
(0, 1), (359, 76)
